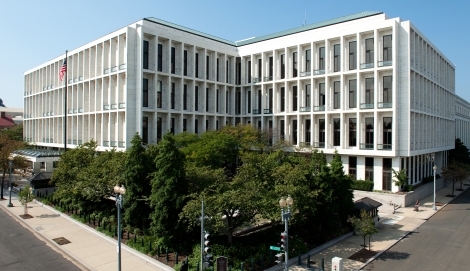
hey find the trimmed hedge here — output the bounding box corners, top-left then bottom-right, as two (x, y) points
(352, 180), (374, 191)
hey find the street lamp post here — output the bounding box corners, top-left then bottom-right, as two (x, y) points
(433, 165), (437, 210)
(114, 184), (126, 271)
(279, 195), (293, 271)
(7, 159), (13, 207)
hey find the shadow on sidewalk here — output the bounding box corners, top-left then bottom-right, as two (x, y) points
(373, 250), (411, 261)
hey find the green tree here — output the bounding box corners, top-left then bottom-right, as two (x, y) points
(149, 132), (188, 248)
(51, 141), (98, 209)
(441, 162), (468, 196)
(123, 134), (153, 230)
(329, 150), (354, 228)
(0, 123), (23, 141)
(449, 138), (470, 165)
(0, 133), (27, 199)
(348, 209), (379, 250)
(392, 168), (409, 190)
(18, 185), (34, 215)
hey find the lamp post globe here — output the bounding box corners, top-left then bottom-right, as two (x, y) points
(279, 197), (286, 208)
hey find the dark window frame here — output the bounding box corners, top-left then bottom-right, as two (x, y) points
(349, 41), (357, 70)
(334, 44), (341, 72)
(349, 79), (357, 108)
(334, 81), (340, 109)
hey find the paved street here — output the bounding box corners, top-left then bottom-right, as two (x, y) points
(0, 205), (83, 271)
(363, 187), (470, 270)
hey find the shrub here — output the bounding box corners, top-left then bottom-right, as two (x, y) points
(352, 180), (374, 191)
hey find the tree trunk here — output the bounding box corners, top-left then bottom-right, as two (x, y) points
(227, 215), (233, 244)
(452, 180), (456, 196)
(1, 171), (5, 199)
(363, 235), (366, 248)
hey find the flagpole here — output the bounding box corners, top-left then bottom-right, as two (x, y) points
(64, 50), (68, 151)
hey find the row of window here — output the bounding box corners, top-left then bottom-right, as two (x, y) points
(349, 157), (393, 190)
(279, 117), (392, 148)
(142, 36), (392, 83)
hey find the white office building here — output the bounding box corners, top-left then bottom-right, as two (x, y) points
(24, 11), (459, 191)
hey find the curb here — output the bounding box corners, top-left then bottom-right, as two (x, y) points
(0, 196), (93, 271)
(358, 184), (470, 270)
(37, 199), (174, 271)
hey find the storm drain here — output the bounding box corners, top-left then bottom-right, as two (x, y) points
(53, 237), (71, 245)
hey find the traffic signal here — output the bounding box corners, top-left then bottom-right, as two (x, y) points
(280, 231), (287, 251)
(275, 252), (285, 265)
(204, 231), (210, 253)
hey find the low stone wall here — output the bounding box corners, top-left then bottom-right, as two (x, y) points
(353, 177), (444, 213)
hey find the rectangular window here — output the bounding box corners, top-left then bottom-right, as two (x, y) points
(257, 89), (262, 111)
(206, 120), (209, 131)
(349, 118), (357, 147)
(206, 55), (210, 80)
(305, 84), (311, 107)
(319, 119), (325, 144)
(280, 87), (285, 112)
(293, 52), (298, 77)
(142, 117), (148, 144)
(247, 90), (251, 113)
(349, 41), (357, 70)
(383, 117), (392, 146)
(268, 88), (273, 110)
(349, 79), (357, 108)
(183, 119), (187, 132)
(281, 54), (285, 79)
(157, 117), (162, 142)
(383, 76), (392, 103)
(248, 60), (251, 83)
(226, 60), (229, 83)
(157, 44), (163, 71)
(365, 157), (374, 181)
(280, 119), (285, 140)
(195, 53), (199, 78)
(366, 38), (374, 64)
(365, 117), (374, 145)
(333, 118), (340, 146)
(236, 58), (241, 85)
(383, 158), (392, 190)
(334, 44), (340, 72)
(366, 78), (374, 104)
(171, 118), (175, 134)
(334, 81), (340, 109)
(216, 89), (219, 113)
(183, 84), (187, 110)
(269, 56), (273, 77)
(236, 90), (241, 114)
(157, 80), (162, 108)
(195, 86), (199, 111)
(305, 119), (311, 144)
(306, 49), (311, 72)
(383, 35), (392, 61)
(217, 58), (219, 81)
(195, 119), (198, 134)
(171, 47), (175, 74)
(226, 90), (229, 113)
(258, 59), (262, 78)
(292, 119), (298, 145)
(319, 83), (325, 106)
(143, 40), (149, 70)
(349, 156), (357, 179)
(319, 47), (325, 70)
(143, 78), (148, 107)
(171, 82), (175, 109)
(292, 86), (298, 111)
(206, 88), (209, 112)
(183, 50), (188, 76)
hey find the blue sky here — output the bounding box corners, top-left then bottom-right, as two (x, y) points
(1, 0), (468, 108)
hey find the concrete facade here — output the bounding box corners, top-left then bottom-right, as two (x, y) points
(23, 12), (459, 191)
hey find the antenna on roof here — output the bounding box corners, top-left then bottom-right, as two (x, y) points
(303, 11), (307, 26)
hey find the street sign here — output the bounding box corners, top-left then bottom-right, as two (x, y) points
(216, 256), (228, 271)
(270, 246), (282, 251)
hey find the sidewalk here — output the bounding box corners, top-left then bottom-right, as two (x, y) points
(0, 193), (174, 271)
(289, 182), (469, 271)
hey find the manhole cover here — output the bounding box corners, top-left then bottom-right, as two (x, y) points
(53, 237), (71, 245)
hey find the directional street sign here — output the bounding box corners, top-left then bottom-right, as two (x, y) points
(270, 246), (282, 251)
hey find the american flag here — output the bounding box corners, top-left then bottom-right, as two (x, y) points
(59, 60), (67, 81)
